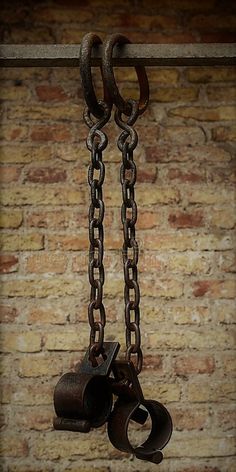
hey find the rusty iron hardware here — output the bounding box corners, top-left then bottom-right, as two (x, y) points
(114, 99), (143, 375)
(80, 32), (112, 119)
(53, 32), (173, 465)
(54, 342), (120, 432)
(53, 33), (115, 433)
(81, 33), (113, 365)
(1, 44), (236, 68)
(108, 360), (173, 464)
(102, 33), (149, 116)
(102, 33), (172, 464)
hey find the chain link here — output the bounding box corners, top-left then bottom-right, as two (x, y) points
(84, 101), (111, 364)
(115, 100), (143, 374)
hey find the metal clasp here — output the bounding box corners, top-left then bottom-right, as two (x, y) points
(53, 342), (120, 432)
(108, 360), (173, 464)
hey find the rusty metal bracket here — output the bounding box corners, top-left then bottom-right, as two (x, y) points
(0, 43), (235, 67)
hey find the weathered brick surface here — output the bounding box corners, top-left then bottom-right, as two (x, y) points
(0, 1), (235, 471)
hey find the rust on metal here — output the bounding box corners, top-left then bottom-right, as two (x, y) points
(0, 43), (235, 67)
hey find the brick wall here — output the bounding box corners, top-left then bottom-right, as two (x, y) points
(0, 1), (235, 471)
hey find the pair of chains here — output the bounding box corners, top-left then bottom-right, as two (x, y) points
(54, 34), (173, 464)
(84, 99), (142, 374)
(79, 32), (149, 375)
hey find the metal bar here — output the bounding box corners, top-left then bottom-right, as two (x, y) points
(0, 44), (235, 67)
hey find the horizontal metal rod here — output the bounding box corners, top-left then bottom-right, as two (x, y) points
(0, 43), (235, 67)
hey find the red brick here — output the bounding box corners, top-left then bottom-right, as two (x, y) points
(0, 305), (18, 323)
(30, 125), (71, 142)
(0, 166), (21, 183)
(0, 255), (19, 273)
(189, 14), (236, 30)
(146, 145), (231, 163)
(35, 85), (68, 102)
(124, 31), (196, 44)
(168, 211), (204, 228)
(167, 168), (205, 183)
(96, 13), (178, 29)
(193, 279), (236, 298)
(7, 26), (54, 43)
(25, 167), (67, 183)
(137, 210), (162, 229)
(200, 31), (236, 43)
(137, 165), (157, 183)
(174, 355), (215, 375)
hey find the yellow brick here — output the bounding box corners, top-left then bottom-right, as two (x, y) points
(209, 208), (236, 229)
(0, 210), (23, 228)
(142, 381), (180, 402)
(187, 382), (236, 402)
(18, 355), (62, 377)
(172, 305), (210, 324)
(0, 124), (28, 141)
(185, 187), (235, 205)
(0, 435), (28, 457)
(15, 407), (53, 431)
(152, 87), (198, 102)
(104, 186), (179, 206)
(1, 278), (83, 297)
(33, 434), (113, 460)
(44, 328), (88, 351)
(220, 354), (236, 375)
(142, 278), (183, 298)
(169, 106), (236, 121)
(148, 68), (179, 84)
(26, 253), (67, 274)
(1, 331), (41, 352)
(214, 301), (236, 324)
(187, 67), (236, 83)
(144, 232), (234, 251)
(168, 253), (211, 275)
(12, 382), (52, 405)
(0, 68), (50, 80)
(32, 6), (93, 22)
(1, 186), (84, 205)
(161, 125), (205, 145)
(149, 328), (235, 350)
(0, 84), (29, 100)
(64, 467), (110, 472)
(166, 435), (235, 458)
(0, 233), (43, 251)
(4, 465), (53, 472)
(0, 146), (52, 163)
(206, 86), (236, 102)
(105, 277), (125, 297)
(142, 305), (167, 324)
(55, 144), (88, 162)
(7, 104), (83, 121)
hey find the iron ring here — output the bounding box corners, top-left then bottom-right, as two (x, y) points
(102, 33), (149, 116)
(80, 32), (112, 119)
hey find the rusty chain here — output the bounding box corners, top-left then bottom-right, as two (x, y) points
(115, 99), (143, 375)
(83, 100), (111, 365)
